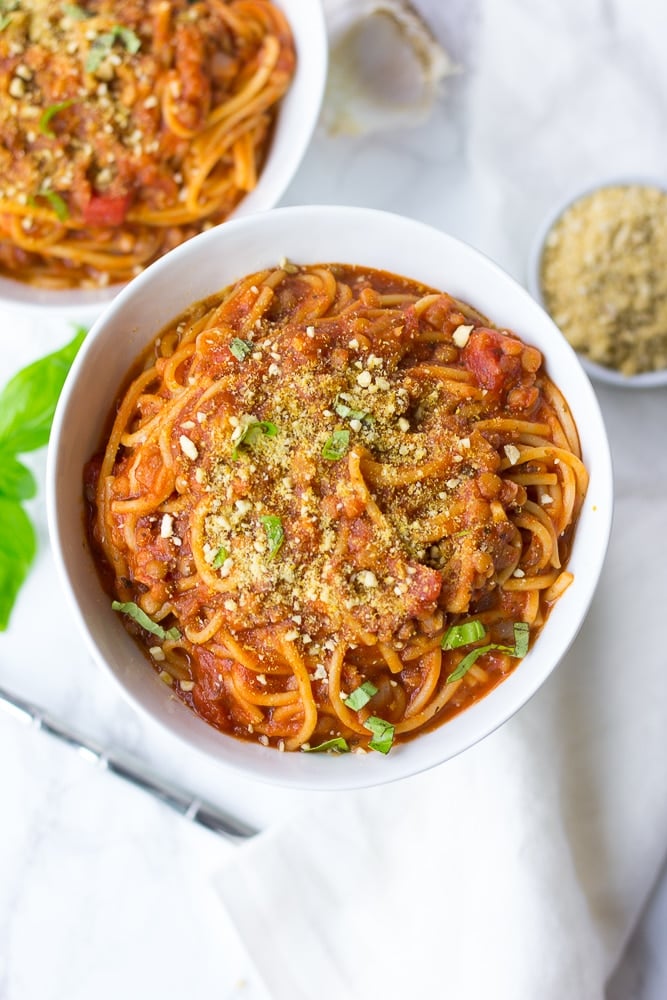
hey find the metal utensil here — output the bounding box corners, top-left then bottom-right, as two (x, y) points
(0, 684), (257, 841)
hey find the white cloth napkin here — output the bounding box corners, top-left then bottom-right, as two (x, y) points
(216, 2), (667, 997)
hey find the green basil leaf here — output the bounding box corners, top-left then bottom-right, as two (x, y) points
(211, 545), (229, 569)
(0, 452), (37, 501)
(343, 680), (377, 711)
(441, 619), (486, 650)
(86, 25), (140, 73)
(39, 99), (75, 138)
(43, 190), (69, 221)
(229, 338), (252, 361)
(260, 514), (284, 560)
(445, 621), (530, 683)
(322, 429), (349, 461)
(232, 419), (278, 459)
(364, 715), (395, 754)
(112, 600), (181, 641)
(28, 189), (70, 221)
(63, 4), (90, 20)
(0, 498), (37, 631)
(0, 326), (86, 454)
(86, 33), (113, 72)
(446, 645), (493, 683)
(113, 24), (140, 53)
(302, 737), (350, 754)
(0, 0), (19, 28)
(513, 621), (530, 658)
(333, 393), (371, 423)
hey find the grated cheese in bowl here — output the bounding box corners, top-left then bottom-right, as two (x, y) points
(528, 179), (667, 388)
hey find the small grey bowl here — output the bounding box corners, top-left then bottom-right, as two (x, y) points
(527, 177), (667, 389)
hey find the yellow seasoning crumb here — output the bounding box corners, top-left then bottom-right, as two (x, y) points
(539, 183), (667, 376)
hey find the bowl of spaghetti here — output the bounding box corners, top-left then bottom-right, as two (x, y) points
(48, 205), (613, 789)
(0, 0), (326, 322)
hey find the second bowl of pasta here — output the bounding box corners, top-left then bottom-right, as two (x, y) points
(0, 0), (327, 323)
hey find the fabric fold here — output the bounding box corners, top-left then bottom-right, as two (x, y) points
(215, 1), (667, 996)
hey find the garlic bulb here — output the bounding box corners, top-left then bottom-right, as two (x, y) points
(322, 0), (457, 135)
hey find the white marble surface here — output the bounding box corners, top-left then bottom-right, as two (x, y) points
(2, 1), (667, 997)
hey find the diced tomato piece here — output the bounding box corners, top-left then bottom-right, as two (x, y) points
(461, 328), (523, 392)
(405, 562), (443, 611)
(83, 194), (132, 227)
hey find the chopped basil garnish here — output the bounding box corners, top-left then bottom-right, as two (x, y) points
(260, 515), (284, 560)
(343, 680), (378, 711)
(364, 715), (395, 754)
(333, 393), (372, 424)
(63, 3), (91, 20)
(446, 646), (491, 683)
(229, 338), (252, 361)
(441, 619), (486, 650)
(86, 25), (141, 73)
(44, 191), (69, 221)
(211, 545), (229, 569)
(302, 737), (351, 754)
(29, 189), (69, 222)
(112, 600), (181, 641)
(110, 24), (141, 52)
(513, 620), (530, 657)
(445, 621), (530, 684)
(322, 429), (349, 461)
(39, 99), (75, 138)
(0, 0), (18, 30)
(231, 419), (278, 459)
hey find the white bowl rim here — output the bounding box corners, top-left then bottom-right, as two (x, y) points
(0, 0), (328, 326)
(526, 174), (667, 389)
(47, 203), (615, 791)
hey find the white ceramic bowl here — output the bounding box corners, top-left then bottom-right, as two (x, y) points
(0, 0), (327, 327)
(47, 205), (614, 790)
(527, 177), (667, 389)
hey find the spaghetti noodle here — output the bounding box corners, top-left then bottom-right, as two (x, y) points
(0, 0), (294, 289)
(86, 263), (588, 754)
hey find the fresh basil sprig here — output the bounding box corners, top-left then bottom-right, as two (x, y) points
(0, 451), (37, 502)
(0, 327), (86, 630)
(0, 499), (36, 632)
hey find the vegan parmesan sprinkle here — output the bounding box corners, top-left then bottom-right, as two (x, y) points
(539, 184), (667, 375)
